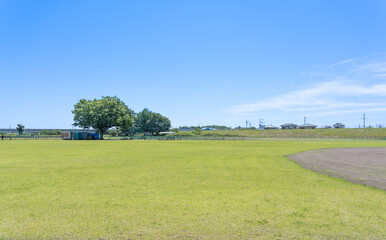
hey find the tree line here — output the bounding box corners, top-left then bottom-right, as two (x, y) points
(72, 96), (171, 139)
(3, 125), (63, 137)
(178, 125), (231, 130)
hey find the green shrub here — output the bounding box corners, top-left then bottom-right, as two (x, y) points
(40, 129), (63, 135)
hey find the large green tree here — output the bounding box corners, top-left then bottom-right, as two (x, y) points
(134, 108), (171, 135)
(72, 96), (134, 139)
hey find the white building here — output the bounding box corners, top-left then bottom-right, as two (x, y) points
(333, 123), (345, 128)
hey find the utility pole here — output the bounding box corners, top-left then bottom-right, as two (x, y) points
(259, 119), (264, 129)
(246, 120), (248, 128)
(363, 113), (366, 128)
(304, 116), (306, 124)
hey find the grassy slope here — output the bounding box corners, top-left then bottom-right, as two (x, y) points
(200, 128), (386, 139)
(0, 140), (385, 239)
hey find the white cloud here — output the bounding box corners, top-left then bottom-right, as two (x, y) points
(309, 107), (386, 117)
(228, 81), (386, 114)
(329, 58), (358, 68)
(373, 73), (386, 78)
(227, 55), (386, 127)
(355, 61), (386, 73)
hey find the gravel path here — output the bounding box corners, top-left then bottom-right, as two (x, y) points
(289, 147), (386, 190)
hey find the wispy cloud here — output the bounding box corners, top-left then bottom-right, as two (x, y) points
(354, 61), (386, 73)
(302, 57), (386, 77)
(309, 107), (386, 117)
(374, 73), (386, 78)
(329, 58), (358, 68)
(227, 55), (386, 127)
(228, 81), (386, 114)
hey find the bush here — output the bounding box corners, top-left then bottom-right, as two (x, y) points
(107, 130), (119, 136)
(192, 128), (202, 135)
(173, 128), (202, 136)
(40, 129), (63, 135)
(171, 128), (180, 133)
(173, 131), (195, 137)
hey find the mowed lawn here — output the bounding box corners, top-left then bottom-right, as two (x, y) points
(0, 140), (385, 239)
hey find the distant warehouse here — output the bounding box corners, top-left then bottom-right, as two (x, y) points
(280, 123), (298, 129)
(298, 123), (317, 129)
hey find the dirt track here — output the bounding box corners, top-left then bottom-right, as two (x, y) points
(289, 147), (386, 190)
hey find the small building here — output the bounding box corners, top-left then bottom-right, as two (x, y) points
(321, 125), (332, 129)
(159, 132), (176, 135)
(201, 127), (216, 130)
(298, 123), (317, 129)
(61, 132), (70, 139)
(69, 131), (99, 140)
(280, 123), (298, 129)
(333, 123), (345, 129)
(264, 125), (278, 130)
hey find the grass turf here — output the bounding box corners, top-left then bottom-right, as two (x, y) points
(0, 140), (385, 239)
(198, 128), (386, 139)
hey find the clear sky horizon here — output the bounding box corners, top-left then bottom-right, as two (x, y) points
(1, 0), (386, 129)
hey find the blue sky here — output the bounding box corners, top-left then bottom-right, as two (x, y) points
(1, 0), (386, 129)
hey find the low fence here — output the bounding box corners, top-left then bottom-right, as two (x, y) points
(2, 135), (386, 141)
(104, 135), (386, 141)
(0, 136), (63, 140)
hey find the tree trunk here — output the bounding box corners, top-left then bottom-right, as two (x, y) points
(100, 132), (104, 140)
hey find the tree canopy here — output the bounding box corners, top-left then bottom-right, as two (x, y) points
(72, 96), (134, 139)
(134, 108), (171, 135)
(16, 124), (24, 135)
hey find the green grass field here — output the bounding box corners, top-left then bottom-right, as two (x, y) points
(198, 128), (386, 139)
(0, 140), (385, 239)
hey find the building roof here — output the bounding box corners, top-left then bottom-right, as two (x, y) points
(280, 123), (298, 127)
(299, 123), (317, 127)
(159, 132), (176, 134)
(201, 127), (216, 130)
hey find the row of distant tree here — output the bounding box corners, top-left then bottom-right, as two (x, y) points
(72, 96), (171, 139)
(4, 124), (63, 136)
(179, 125), (232, 130)
(11, 96), (171, 139)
